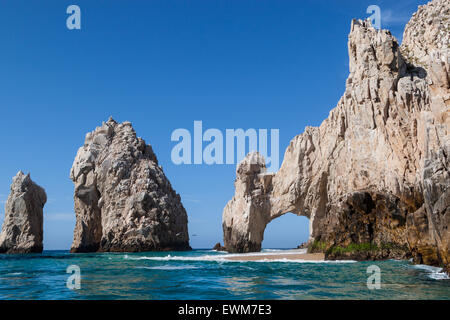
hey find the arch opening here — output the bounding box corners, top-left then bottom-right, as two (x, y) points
(261, 213), (310, 249)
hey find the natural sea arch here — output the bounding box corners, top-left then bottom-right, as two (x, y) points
(222, 152), (327, 253)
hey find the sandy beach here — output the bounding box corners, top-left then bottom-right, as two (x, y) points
(224, 250), (325, 262)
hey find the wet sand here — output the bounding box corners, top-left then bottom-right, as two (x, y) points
(224, 251), (325, 261)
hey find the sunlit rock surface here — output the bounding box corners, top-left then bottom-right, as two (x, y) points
(223, 0), (449, 272)
(0, 172), (46, 254)
(71, 118), (190, 252)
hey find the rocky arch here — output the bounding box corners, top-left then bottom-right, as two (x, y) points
(222, 152), (324, 252)
(222, 3), (449, 274)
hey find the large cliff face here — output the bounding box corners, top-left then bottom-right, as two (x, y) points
(0, 172), (47, 254)
(223, 0), (449, 271)
(70, 118), (190, 252)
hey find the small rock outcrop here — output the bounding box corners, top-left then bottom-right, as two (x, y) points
(213, 242), (226, 251)
(223, 0), (449, 272)
(0, 172), (47, 254)
(296, 242), (309, 250)
(70, 118), (190, 252)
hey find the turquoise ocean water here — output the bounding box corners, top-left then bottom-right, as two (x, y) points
(0, 249), (448, 300)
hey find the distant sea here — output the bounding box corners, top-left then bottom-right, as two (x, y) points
(0, 249), (448, 300)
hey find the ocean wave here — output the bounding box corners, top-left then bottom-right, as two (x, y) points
(210, 250), (228, 254)
(241, 258), (357, 264)
(4, 272), (23, 276)
(412, 264), (449, 280)
(125, 254), (224, 262)
(261, 249), (308, 253)
(135, 265), (199, 270)
(123, 252), (356, 264)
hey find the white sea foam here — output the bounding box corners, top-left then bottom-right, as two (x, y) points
(135, 265), (199, 270)
(261, 248), (308, 254)
(239, 258), (357, 264)
(210, 250), (228, 254)
(412, 264), (449, 280)
(428, 272), (450, 280)
(125, 254), (226, 262)
(123, 250), (356, 264)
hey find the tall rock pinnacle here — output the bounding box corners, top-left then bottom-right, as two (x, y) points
(0, 172), (47, 254)
(70, 118), (190, 252)
(223, 0), (449, 272)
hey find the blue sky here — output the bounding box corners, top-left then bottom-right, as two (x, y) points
(0, 0), (427, 250)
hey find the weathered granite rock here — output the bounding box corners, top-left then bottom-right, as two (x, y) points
(0, 172), (47, 254)
(213, 242), (226, 251)
(296, 242), (309, 249)
(70, 118), (190, 252)
(223, 0), (449, 272)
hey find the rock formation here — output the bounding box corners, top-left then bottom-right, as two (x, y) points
(213, 242), (226, 251)
(70, 118), (190, 252)
(223, 0), (449, 272)
(0, 172), (47, 254)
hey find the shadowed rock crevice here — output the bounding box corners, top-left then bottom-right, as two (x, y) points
(223, 0), (449, 272)
(71, 118), (190, 253)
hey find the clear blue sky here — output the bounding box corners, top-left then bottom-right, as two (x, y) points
(0, 0), (426, 250)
